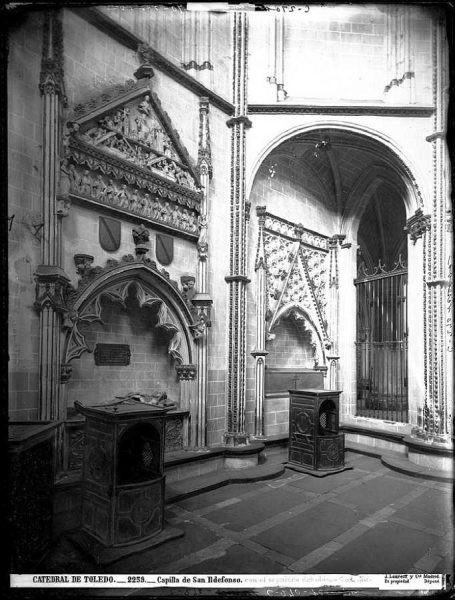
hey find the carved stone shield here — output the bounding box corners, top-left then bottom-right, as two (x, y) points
(99, 216), (121, 252)
(156, 233), (174, 265)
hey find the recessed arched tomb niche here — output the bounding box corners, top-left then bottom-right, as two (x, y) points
(67, 285), (181, 407)
(62, 261), (196, 414)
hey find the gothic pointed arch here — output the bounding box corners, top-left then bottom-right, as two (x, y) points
(61, 260), (196, 377)
(270, 303), (327, 368)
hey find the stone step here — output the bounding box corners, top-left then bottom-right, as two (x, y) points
(165, 460), (285, 504)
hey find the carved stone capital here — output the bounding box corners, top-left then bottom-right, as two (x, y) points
(256, 205), (267, 226)
(404, 209), (431, 244)
(226, 115), (252, 129)
(34, 265), (72, 313)
(176, 364), (197, 381)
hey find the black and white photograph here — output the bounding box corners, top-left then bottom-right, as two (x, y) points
(5, 1), (454, 597)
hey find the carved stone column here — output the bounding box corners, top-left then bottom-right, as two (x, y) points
(225, 12), (251, 446)
(194, 97), (212, 448)
(37, 11), (68, 421)
(251, 206), (268, 438)
(420, 12), (452, 444)
(34, 266), (70, 421)
(327, 235), (343, 390)
(176, 364), (197, 446)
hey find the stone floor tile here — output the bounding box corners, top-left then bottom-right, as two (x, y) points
(203, 486), (305, 531)
(392, 487), (453, 532)
(251, 501), (362, 560)
(334, 474), (418, 513)
(108, 521), (221, 574)
(313, 521), (440, 574)
(177, 543), (286, 574)
(287, 469), (362, 494)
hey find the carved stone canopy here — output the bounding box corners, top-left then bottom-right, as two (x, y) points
(64, 80), (203, 239)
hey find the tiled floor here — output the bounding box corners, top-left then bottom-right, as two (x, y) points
(41, 451), (453, 596)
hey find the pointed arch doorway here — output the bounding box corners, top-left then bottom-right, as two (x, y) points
(248, 124), (423, 438)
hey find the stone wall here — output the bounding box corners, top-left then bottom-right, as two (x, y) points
(248, 5), (433, 104)
(8, 11), (44, 420)
(266, 317), (315, 370)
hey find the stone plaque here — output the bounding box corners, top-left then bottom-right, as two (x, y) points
(94, 344), (131, 366)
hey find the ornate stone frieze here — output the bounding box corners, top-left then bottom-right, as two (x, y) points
(264, 212), (329, 251)
(65, 80), (203, 238)
(404, 208), (431, 244)
(66, 157), (200, 238)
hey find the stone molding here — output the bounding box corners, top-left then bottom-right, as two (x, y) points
(247, 104), (434, 117)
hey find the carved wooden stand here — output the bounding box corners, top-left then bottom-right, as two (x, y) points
(70, 401), (183, 565)
(287, 389), (352, 477)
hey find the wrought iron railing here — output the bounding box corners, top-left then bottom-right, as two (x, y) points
(355, 256), (408, 422)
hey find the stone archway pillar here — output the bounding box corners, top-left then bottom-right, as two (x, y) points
(36, 11), (68, 422)
(418, 12), (452, 444)
(337, 242), (357, 422)
(224, 11), (252, 446)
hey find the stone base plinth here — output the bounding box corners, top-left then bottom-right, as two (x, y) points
(285, 462), (353, 478)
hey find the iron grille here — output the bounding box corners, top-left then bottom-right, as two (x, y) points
(354, 257), (408, 422)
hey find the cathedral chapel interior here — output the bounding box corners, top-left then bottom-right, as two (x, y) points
(6, 1), (453, 577)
